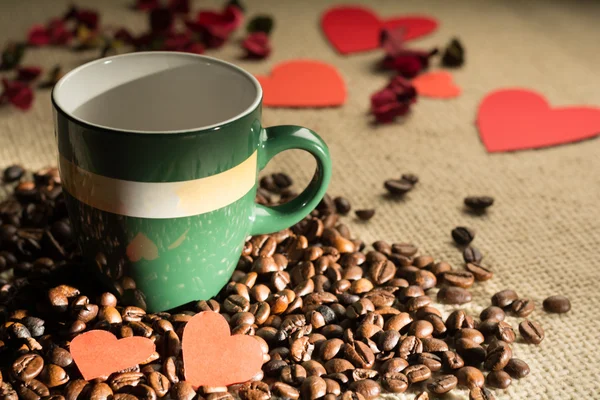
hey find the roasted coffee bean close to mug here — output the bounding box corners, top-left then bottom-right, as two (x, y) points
(0, 166), (551, 400)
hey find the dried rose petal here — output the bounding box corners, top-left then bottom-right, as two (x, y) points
(27, 25), (50, 46)
(163, 31), (192, 50)
(48, 19), (72, 45)
(114, 28), (134, 44)
(380, 27), (406, 57)
(16, 66), (42, 82)
(75, 9), (100, 31)
(387, 76), (417, 103)
(168, 0), (190, 14)
(135, 0), (160, 11)
(182, 42), (204, 54)
(370, 88), (410, 123)
(1, 43), (26, 70)
(242, 32), (271, 59)
(382, 55), (423, 78)
(1, 79), (34, 110)
(150, 7), (175, 34)
(187, 5), (243, 48)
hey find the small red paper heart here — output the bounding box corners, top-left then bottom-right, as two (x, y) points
(183, 311), (263, 388)
(322, 6), (438, 55)
(70, 330), (155, 380)
(477, 89), (600, 152)
(413, 71), (461, 98)
(256, 60), (346, 107)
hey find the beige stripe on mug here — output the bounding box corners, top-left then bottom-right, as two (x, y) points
(59, 151), (258, 219)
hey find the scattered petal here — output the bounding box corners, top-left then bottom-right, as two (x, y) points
(27, 25), (50, 46)
(16, 66), (42, 82)
(371, 88), (410, 123)
(387, 76), (417, 103)
(242, 32), (271, 59)
(247, 15), (274, 34)
(187, 5), (243, 48)
(168, 0), (190, 14)
(382, 55), (423, 78)
(114, 28), (134, 44)
(2, 79), (34, 110)
(380, 26), (405, 57)
(163, 31), (192, 51)
(75, 9), (100, 31)
(135, 0), (160, 11)
(150, 7), (175, 34)
(183, 42), (205, 54)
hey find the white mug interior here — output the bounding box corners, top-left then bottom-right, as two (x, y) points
(52, 52), (262, 133)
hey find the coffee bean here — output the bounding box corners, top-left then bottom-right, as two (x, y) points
(403, 364), (431, 383)
(354, 209), (375, 221)
(511, 298), (535, 317)
(441, 351), (464, 370)
(351, 369), (378, 382)
(491, 289), (518, 308)
(427, 374), (458, 394)
(340, 391), (366, 400)
(421, 314), (447, 337)
(496, 321), (516, 343)
(469, 387), (496, 400)
(147, 372), (170, 397)
(504, 358), (530, 379)
(3, 165), (24, 182)
(480, 306), (505, 322)
(455, 339), (486, 365)
(18, 379), (50, 399)
(457, 366), (484, 389)
(465, 263), (493, 281)
(543, 295), (571, 313)
(324, 358), (354, 374)
(462, 246), (482, 263)
(348, 379), (380, 400)
(47, 346), (72, 368)
(407, 320), (433, 338)
(486, 370), (512, 389)
(377, 330), (400, 352)
(455, 328), (484, 344)
(484, 342), (512, 371)
(452, 227), (475, 246)
(398, 335), (422, 359)
(290, 336), (314, 362)
(12, 353), (44, 382)
(379, 358), (408, 375)
(519, 320), (544, 344)
(443, 270), (474, 288)
(380, 372), (408, 393)
(437, 287), (472, 304)
(342, 341), (374, 369)
(39, 364), (68, 388)
(88, 382), (112, 399)
(384, 179), (413, 195)
(420, 338), (448, 353)
(464, 196), (494, 210)
(300, 376), (326, 400)
(415, 392), (429, 400)
(21, 317), (45, 337)
(368, 260), (395, 285)
(64, 379), (89, 399)
(112, 394), (139, 400)
(170, 381), (196, 400)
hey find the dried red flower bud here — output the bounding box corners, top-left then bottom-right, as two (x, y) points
(75, 9), (100, 31)
(168, 0), (190, 14)
(370, 88), (411, 123)
(242, 32), (271, 59)
(186, 5), (243, 48)
(28, 19), (72, 46)
(114, 28), (134, 44)
(16, 66), (42, 82)
(150, 7), (175, 34)
(1, 79), (34, 110)
(387, 76), (417, 103)
(135, 0), (160, 11)
(382, 55), (423, 78)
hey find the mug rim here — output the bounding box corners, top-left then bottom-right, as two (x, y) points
(51, 51), (263, 136)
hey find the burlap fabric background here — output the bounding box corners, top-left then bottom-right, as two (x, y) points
(1, 0), (599, 398)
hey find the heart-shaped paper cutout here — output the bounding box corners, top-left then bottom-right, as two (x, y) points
(70, 330), (155, 380)
(322, 6), (438, 54)
(183, 311), (263, 388)
(413, 71), (461, 98)
(477, 89), (600, 152)
(256, 60), (346, 107)
(126, 232), (159, 262)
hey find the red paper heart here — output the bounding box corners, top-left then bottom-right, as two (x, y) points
(256, 60), (346, 107)
(322, 6), (438, 55)
(477, 89), (600, 152)
(70, 330), (155, 380)
(413, 71), (461, 98)
(183, 311), (263, 388)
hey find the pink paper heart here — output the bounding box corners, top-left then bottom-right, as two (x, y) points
(477, 89), (600, 152)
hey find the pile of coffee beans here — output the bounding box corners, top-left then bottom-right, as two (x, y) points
(0, 166), (569, 400)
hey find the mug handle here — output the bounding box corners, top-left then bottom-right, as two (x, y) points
(250, 125), (332, 235)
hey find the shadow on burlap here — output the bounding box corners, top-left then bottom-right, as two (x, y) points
(0, 0), (599, 398)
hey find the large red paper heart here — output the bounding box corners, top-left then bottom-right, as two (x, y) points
(322, 6), (438, 55)
(70, 330), (155, 380)
(256, 60), (346, 107)
(413, 71), (461, 98)
(183, 311), (263, 388)
(477, 89), (600, 152)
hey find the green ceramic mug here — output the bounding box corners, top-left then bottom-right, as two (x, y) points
(52, 52), (331, 312)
